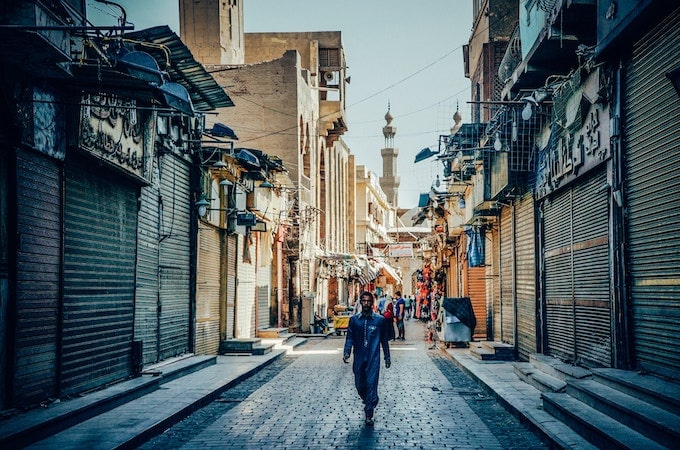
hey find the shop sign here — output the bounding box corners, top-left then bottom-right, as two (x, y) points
(79, 93), (151, 180)
(535, 103), (610, 199)
(389, 243), (414, 258)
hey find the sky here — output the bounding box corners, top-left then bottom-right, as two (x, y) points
(87, 0), (474, 209)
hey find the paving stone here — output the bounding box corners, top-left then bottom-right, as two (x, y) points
(142, 320), (546, 449)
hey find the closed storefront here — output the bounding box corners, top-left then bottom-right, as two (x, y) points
(237, 233), (256, 337)
(12, 148), (62, 405)
(158, 152), (192, 359)
(536, 65), (614, 368)
(494, 192), (537, 360)
(225, 234), (237, 339)
(195, 222), (221, 354)
(135, 161), (161, 365)
(62, 155), (137, 396)
(623, 9), (680, 380)
(498, 208), (514, 345)
(467, 266), (486, 340)
(541, 169), (611, 367)
(514, 192), (536, 361)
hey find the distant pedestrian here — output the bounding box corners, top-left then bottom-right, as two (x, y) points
(404, 295), (412, 319)
(343, 291), (391, 426)
(377, 293), (388, 314)
(382, 297), (396, 341)
(394, 291), (406, 340)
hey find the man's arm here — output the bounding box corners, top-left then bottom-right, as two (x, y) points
(343, 316), (354, 363)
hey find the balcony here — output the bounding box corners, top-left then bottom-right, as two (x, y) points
(502, 0), (596, 99)
(0, 1), (77, 78)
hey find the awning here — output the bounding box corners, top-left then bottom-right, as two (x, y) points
(123, 25), (234, 111)
(376, 261), (402, 284)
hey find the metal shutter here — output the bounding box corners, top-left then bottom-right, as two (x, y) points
(572, 171), (611, 367)
(543, 169), (610, 366)
(135, 168), (160, 364)
(515, 192), (537, 361)
(158, 153), (191, 359)
(624, 9), (680, 379)
(225, 234), (237, 339)
(62, 156), (136, 396)
(467, 266), (487, 340)
(499, 207), (514, 344)
(543, 188), (576, 361)
(195, 222), (221, 354)
(13, 150), (61, 404)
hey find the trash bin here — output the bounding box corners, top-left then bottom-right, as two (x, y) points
(441, 297), (476, 344)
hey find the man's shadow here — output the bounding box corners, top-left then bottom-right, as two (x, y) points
(346, 423), (378, 449)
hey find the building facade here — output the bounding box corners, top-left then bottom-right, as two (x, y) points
(180, 0), (350, 334)
(0, 2), (231, 408)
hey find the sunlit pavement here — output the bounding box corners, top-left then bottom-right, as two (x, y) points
(178, 318), (511, 449)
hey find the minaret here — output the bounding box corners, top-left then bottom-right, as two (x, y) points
(380, 104), (400, 207)
(451, 102), (462, 135)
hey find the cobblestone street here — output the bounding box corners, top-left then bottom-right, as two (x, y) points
(142, 319), (547, 449)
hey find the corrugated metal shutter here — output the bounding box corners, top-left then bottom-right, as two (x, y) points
(467, 266), (486, 339)
(543, 188), (575, 361)
(572, 171), (610, 367)
(543, 169), (610, 366)
(257, 285), (269, 330)
(624, 9), (680, 380)
(488, 227), (500, 340)
(62, 156), (136, 396)
(499, 207), (514, 344)
(195, 222), (221, 355)
(237, 234), (256, 337)
(158, 153), (191, 359)
(257, 233), (272, 330)
(13, 150), (61, 404)
(225, 234), (237, 339)
(515, 192), (537, 361)
(135, 168), (160, 365)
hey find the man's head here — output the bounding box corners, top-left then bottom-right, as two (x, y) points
(359, 291), (374, 314)
(395, 291), (401, 298)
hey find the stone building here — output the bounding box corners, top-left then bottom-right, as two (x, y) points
(179, 0), (351, 334)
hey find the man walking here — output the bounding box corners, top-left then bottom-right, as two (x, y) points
(343, 291), (391, 425)
(394, 291), (406, 340)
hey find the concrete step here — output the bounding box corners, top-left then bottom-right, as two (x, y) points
(480, 341), (515, 356)
(143, 354), (217, 383)
(251, 344), (274, 355)
(469, 342), (514, 361)
(592, 368), (680, 416)
(542, 392), (667, 450)
(219, 338), (263, 354)
(529, 353), (591, 382)
(567, 378), (680, 448)
(0, 355), (215, 448)
(531, 370), (567, 393)
(260, 336), (307, 354)
(514, 361), (567, 393)
(513, 362), (534, 383)
(0, 377), (159, 449)
(256, 327), (290, 339)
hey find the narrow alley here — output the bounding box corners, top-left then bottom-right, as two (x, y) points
(140, 319), (547, 449)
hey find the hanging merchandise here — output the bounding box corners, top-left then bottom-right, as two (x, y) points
(466, 227), (485, 267)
